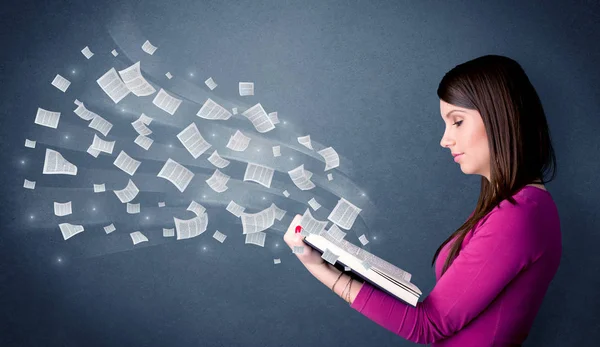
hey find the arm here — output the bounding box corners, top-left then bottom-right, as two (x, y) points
(305, 262), (364, 305)
(317, 206), (537, 344)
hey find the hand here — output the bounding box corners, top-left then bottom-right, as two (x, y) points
(284, 214), (326, 269)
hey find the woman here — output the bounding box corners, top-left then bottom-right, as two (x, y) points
(284, 54), (561, 346)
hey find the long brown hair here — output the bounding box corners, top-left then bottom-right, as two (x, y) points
(431, 55), (557, 276)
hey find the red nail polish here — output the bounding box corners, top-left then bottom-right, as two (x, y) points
(295, 225), (302, 234)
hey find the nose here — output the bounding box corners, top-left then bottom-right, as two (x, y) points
(440, 130), (454, 149)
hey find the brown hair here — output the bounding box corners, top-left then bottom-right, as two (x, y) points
(431, 55), (557, 276)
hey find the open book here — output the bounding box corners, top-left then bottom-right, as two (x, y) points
(303, 232), (422, 306)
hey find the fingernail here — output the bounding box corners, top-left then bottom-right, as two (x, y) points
(295, 225), (302, 234)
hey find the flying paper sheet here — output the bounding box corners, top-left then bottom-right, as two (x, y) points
(212, 230), (227, 243)
(90, 134), (115, 154)
(113, 179), (139, 203)
(327, 197), (362, 230)
(137, 113), (153, 125)
(118, 61), (156, 96)
(23, 179), (36, 189)
(87, 146), (100, 158)
(104, 223), (116, 234)
(207, 150), (230, 168)
(226, 200), (245, 217)
(321, 248), (340, 265)
(88, 115), (113, 137)
(204, 77), (217, 90)
(326, 224), (347, 242)
(308, 197), (321, 211)
(226, 130), (251, 152)
(24, 139), (36, 148)
(274, 258), (281, 264)
(85, 145), (99, 158)
(241, 103), (275, 133)
(163, 228), (175, 237)
(205, 169), (230, 193)
(51, 74), (71, 92)
(111, 49), (118, 57)
(358, 234), (369, 246)
(300, 208), (328, 235)
(165, 72), (173, 79)
(272, 145), (281, 157)
(177, 123), (211, 159)
(93, 183), (106, 193)
(245, 231), (266, 247)
(152, 88), (182, 115)
(243, 163), (274, 188)
(74, 103), (99, 121)
(134, 135), (153, 150)
(317, 147), (340, 171)
(270, 203), (287, 221)
(241, 206), (276, 234)
(268, 112), (280, 125)
(96, 68), (130, 104)
(174, 215), (208, 240)
(157, 158), (194, 192)
(53, 201), (72, 217)
(35, 108), (60, 129)
(81, 46), (94, 59)
(287, 164), (315, 190)
(239, 82), (254, 96)
(59, 223), (84, 240)
(187, 200), (206, 216)
(196, 98), (232, 120)
(130, 231), (148, 245)
(126, 203), (140, 214)
(297, 135), (313, 150)
(113, 151), (141, 176)
(142, 40), (157, 55)
(131, 119), (152, 136)
(43, 149), (77, 175)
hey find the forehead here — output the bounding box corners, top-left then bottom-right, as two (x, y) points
(439, 100), (470, 119)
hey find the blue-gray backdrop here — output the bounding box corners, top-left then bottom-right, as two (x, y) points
(1, 0), (599, 346)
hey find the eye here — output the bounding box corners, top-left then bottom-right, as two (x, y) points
(453, 120), (463, 127)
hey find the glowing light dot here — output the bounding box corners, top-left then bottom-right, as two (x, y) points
(275, 243), (279, 247)
(257, 149), (260, 152)
(169, 144), (172, 148)
(58, 258), (62, 262)
(92, 207), (96, 211)
(212, 133), (215, 137)
(30, 215), (34, 219)
(362, 193), (366, 196)
(203, 246), (206, 250)
(283, 121), (287, 124)
(121, 108), (125, 112)
(190, 73), (194, 77)
(202, 195), (206, 199)
(145, 216), (149, 220)
(373, 236), (377, 240)
(65, 135), (69, 139)
(262, 196), (266, 200)
(289, 157), (293, 160)
(72, 70), (75, 74)
(21, 160), (25, 164)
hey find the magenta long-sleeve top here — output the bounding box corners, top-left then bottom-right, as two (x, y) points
(350, 186), (562, 346)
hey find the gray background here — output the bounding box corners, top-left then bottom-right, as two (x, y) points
(1, 0), (599, 346)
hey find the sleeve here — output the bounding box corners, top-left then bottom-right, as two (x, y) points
(350, 206), (536, 344)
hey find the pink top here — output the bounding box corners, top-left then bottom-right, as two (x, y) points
(350, 186), (562, 346)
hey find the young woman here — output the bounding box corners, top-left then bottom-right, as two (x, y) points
(284, 54), (560, 346)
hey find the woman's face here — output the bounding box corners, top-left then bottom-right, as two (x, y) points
(439, 100), (491, 181)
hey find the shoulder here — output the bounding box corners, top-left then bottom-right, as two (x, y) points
(474, 195), (542, 243)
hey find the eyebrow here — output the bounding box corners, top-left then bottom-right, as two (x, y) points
(444, 110), (467, 119)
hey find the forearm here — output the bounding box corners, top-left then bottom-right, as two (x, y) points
(305, 262), (364, 305)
